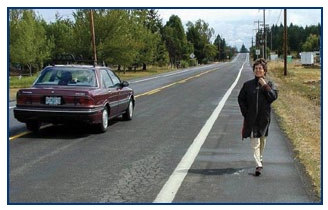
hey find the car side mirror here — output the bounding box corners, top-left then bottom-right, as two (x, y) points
(121, 81), (129, 87)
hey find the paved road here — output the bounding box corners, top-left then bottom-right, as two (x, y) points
(8, 53), (318, 203)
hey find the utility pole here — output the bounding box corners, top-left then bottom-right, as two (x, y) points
(254, 21), (261, 45)
(271, 27), (273, 51)
(254, 20), (262, 59)
(283, 9), (287, 76)
(263, 9), (266, 59)
(90, 10), (97, 66)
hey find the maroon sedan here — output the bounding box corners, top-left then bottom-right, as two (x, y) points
(14, 65), (135, 133)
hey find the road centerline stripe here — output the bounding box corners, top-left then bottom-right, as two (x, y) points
(135, 69), (216, 99)
(153, 58), (246, 203)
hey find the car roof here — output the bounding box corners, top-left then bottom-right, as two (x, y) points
(45, 65), (110, 70)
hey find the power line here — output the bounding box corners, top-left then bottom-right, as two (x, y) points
(275, 9), (283, 25)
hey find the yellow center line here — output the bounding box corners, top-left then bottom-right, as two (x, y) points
(9, 124), (53, 141)
(135, 68), (217, 98)
(9, 131), (32, 141)
(146, 89), (161, 95)
(9, 68), (218, 140)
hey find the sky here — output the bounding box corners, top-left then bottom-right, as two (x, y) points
(34, 8), (321, 50)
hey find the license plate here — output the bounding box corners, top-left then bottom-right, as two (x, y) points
(45, 96), (61, 105)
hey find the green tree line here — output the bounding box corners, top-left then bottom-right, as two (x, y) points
(251, 23), (321, 59)
(9, 9), (236, 75)
(10, 9), (320, 76)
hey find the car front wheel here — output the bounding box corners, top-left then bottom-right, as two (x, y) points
(97, 107), (109, 133)
(122, 99), (133, 121)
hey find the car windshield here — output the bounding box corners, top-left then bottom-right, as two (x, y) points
(34, 67), (97, 87)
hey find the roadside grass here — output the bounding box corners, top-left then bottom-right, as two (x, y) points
(267, 61), (321, 199)
(10, 74), (38, 88)
(115, 65), (178, 81)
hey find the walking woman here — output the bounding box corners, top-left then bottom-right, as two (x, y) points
(238, 58), (278, 176)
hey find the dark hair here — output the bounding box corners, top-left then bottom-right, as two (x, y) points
(253, 58), (267, 73)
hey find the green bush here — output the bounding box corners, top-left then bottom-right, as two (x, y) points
(179, 60), (189, 68)
(189, 59), (198, 67)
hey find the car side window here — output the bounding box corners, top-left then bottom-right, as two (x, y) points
(100, 69), (114, 88)
(107, 70), (121, 87)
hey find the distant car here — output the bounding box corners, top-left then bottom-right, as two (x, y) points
(14, 64), (135, 133)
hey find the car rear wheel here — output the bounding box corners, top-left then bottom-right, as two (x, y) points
(26, 121), (41, 132)
(97, 107), (109, 133)
(122, 99), (133, 121)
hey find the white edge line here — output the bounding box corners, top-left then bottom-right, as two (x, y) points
(153, 55), (246, 203)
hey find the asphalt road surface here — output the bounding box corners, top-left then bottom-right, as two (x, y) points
(8, 53), (319, 204)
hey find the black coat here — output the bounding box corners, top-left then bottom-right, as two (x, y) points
(238, 77), (278, 139)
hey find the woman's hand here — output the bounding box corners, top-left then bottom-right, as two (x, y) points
(258, 77), (267, 86)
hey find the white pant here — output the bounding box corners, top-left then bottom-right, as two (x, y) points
(250, 136), (266, 167)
